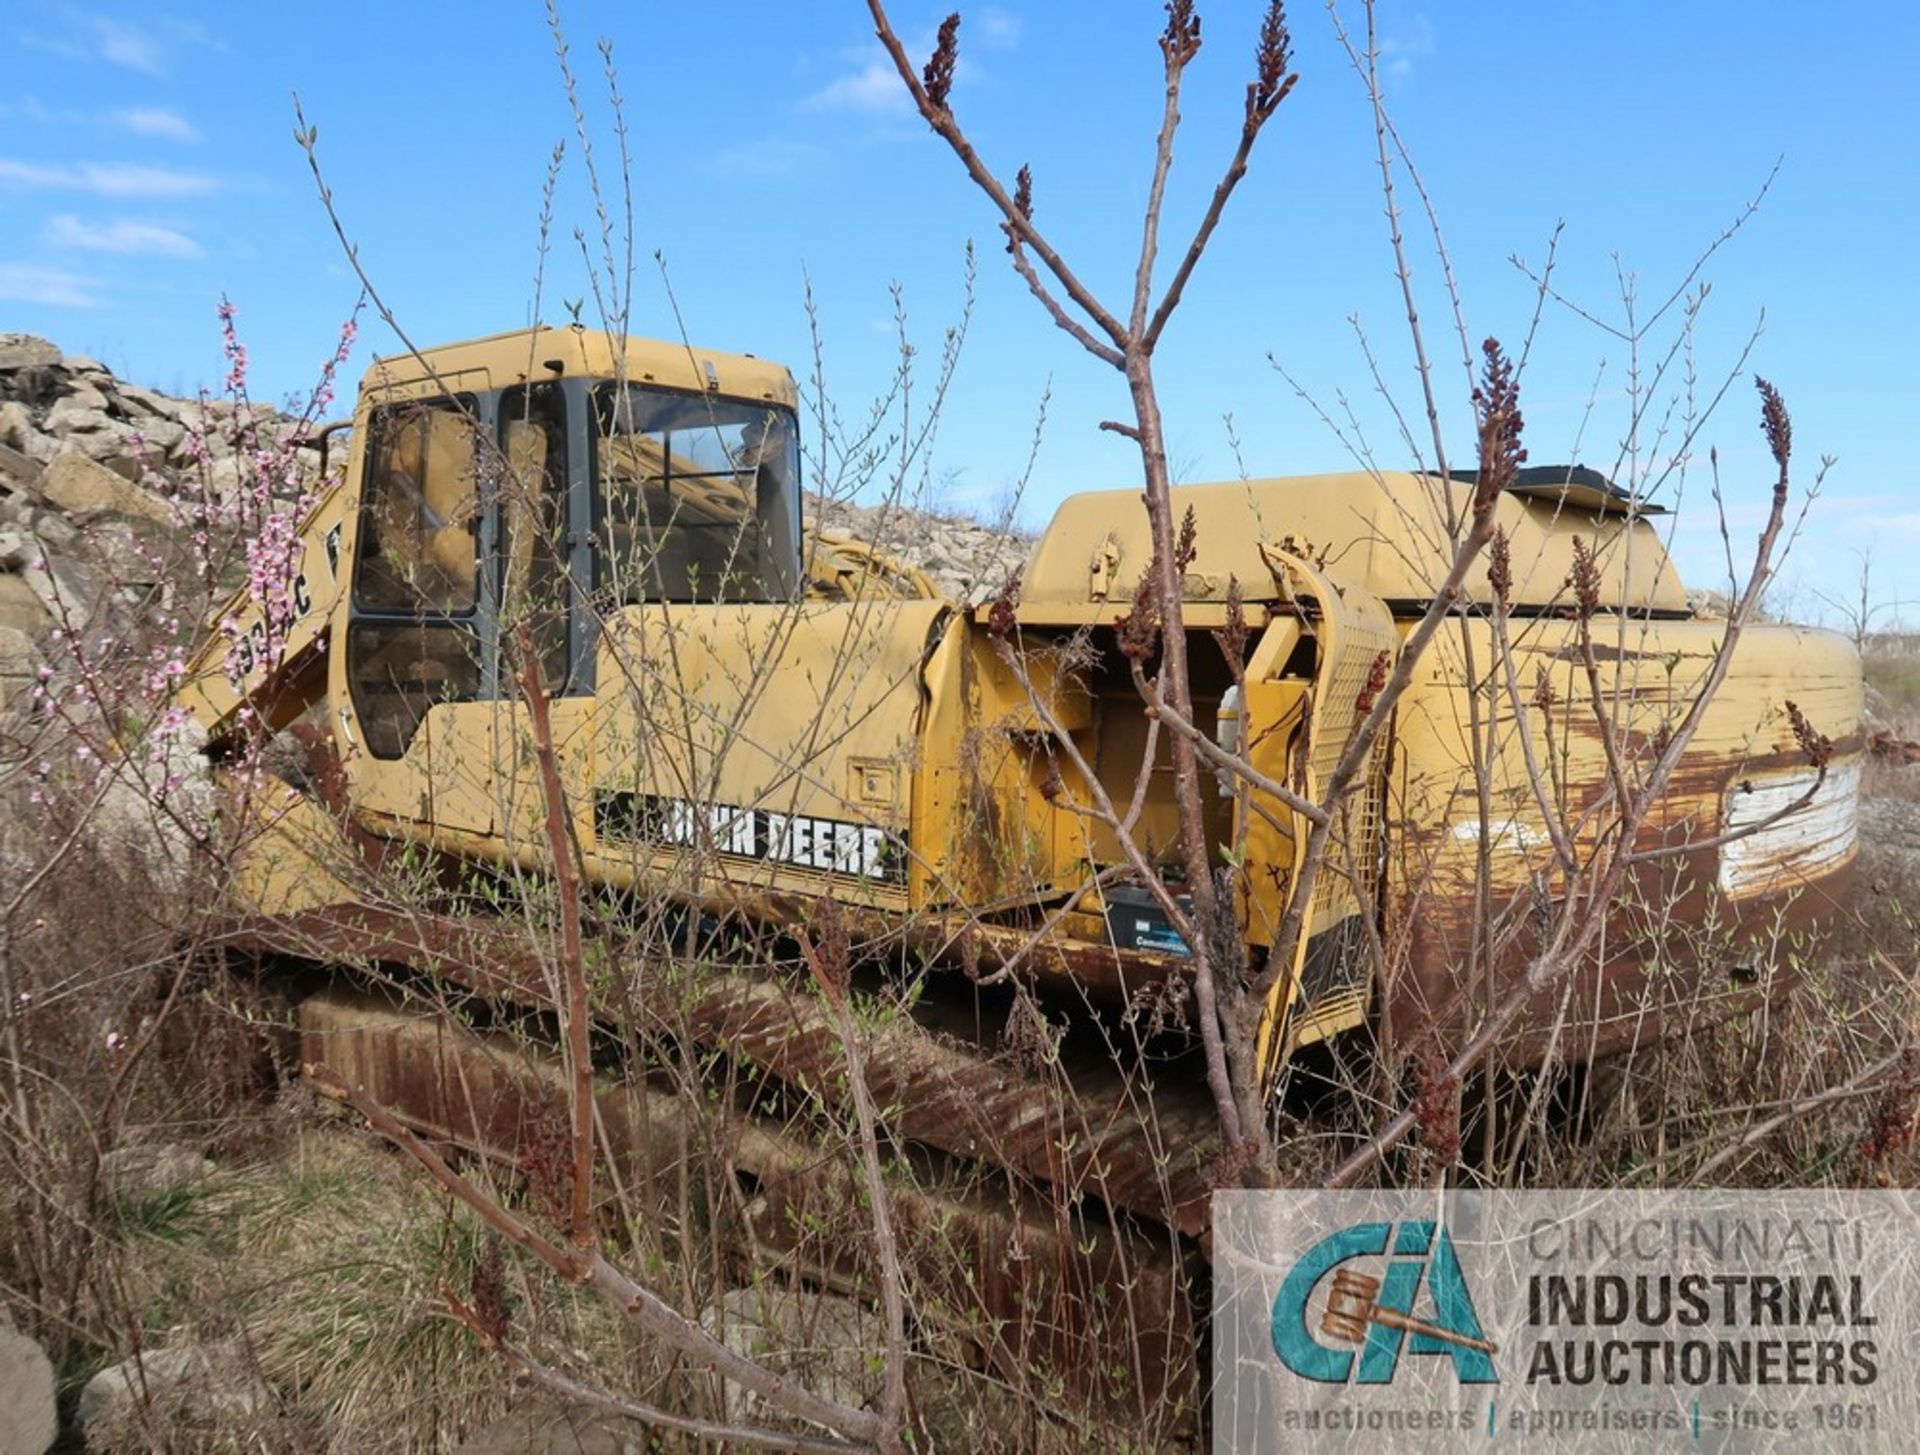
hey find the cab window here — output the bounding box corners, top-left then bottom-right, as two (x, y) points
(594, 385), (800, 605)
(354, 396), (481, 613)
(348, 395), (482, 758)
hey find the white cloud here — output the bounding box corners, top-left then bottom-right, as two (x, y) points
(0, 158), (217, 198)
(21, 12), (160, 74)
(1816, 508), (1920, 545)
(86, 14), (165, 73)
(0, 97), (58, 124)
(978, 7), (1023, 49)
(1381, 12), (1436, 83)
(804, 17), (1005, 117)
(114, 106), (196, 142)
(0, 99), (200, 142)
(802, 58), (911, 115)
(0, 262), (102, 308)
(18, 9), (221, 76)
(43, 213), (201, 259)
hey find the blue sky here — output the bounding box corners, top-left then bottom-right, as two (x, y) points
(1, 2), (1914, 615)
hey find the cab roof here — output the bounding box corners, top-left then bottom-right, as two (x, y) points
(360, 325), (798, 409)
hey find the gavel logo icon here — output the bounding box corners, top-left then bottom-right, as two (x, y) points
(1320, 1268), (1499, 1355)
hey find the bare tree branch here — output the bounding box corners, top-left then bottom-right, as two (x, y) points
(866, 4), (1129, 351)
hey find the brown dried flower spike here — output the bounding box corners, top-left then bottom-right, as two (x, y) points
(923, 13), (960, 111)
(1531, 664), (1557, 713)
(1860, 1045), (1920, 1167)
(1756, 376), (1792, 473)
(1487, 526), (1513, 606)
(1785, 699), (1833, 770)
(1174, 504), (1200, 575)
(1470, 336), (1526, 513)
(1247, 1), (1297, 122)
(1212, 575), (1249, 675)
(1162, 0), (1203, 68)
(1117, 570), (1162, 664)
(1567, 536), (1600, 620)
(985, 566), (1022, 639)
(469, 1233), (512, 1345)
(1353, 649), (1390, 715)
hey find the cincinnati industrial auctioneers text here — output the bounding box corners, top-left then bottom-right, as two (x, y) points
(1522, 1214), (1879, 1388)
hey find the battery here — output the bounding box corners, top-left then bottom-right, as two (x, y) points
(1104, 883), (1194, 957)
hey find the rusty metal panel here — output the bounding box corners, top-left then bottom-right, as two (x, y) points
(233, 906), (1222, 1238)
(1386, 614), (1863, 1061)
(297, 987), (1198, 1424)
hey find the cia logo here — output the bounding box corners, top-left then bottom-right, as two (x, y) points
(1270, 1220), (1499, 1385)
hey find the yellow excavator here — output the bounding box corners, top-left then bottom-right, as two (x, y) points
(169, 324), (1862, 1417)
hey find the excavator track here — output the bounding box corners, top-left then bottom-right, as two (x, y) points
(214, 902), (1222, 1426)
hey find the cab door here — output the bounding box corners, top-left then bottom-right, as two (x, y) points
(336, 379), (592, 846)
(336, 385), (490, 830)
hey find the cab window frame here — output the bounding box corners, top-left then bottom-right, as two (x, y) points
(589, 382), (802, 608)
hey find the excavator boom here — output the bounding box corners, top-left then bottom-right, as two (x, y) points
(173, 480), (350, 747)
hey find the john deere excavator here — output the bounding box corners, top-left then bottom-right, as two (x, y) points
(170, 324), (1863, 1421)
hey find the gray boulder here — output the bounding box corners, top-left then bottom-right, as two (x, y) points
(0, 624), (39, 715)
(0, 623), (37, 673)
(18, 539), (98, 623)
(454, 1402), (644, 1455)
(0, 335), (61, 372)
(703, 1284), (882, 1427)
(0, 573), (50, 634)
(78, 1341), (273, 1447)
(0, 1315), (57, 1455)
(100, 1142), (216, 1200)
(42, 398), (118, 439)
(34, 450), (172, 525)
(0, 402), (41, 457)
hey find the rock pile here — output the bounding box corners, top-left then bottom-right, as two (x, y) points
(0, 332), (325, 714)
(78, 1338), (277, 1450)
(810, 492), (1030, 604)
(0, 332), (318, 487)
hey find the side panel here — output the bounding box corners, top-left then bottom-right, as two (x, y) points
(1386, 616), (1863, 1060)
(586, 600), (949, 908)
(914, 629), (1095, 909)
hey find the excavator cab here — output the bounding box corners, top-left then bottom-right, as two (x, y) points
(231, 331), (959, 911)
(337, 367), (803, 769)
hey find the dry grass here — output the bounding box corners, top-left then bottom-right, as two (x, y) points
(89, 1113), (649, 1452)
